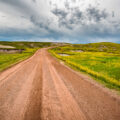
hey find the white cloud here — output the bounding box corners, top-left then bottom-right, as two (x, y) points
(0, 0), (120, 43)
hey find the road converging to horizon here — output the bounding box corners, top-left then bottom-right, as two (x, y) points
(0, 48), (120, 120)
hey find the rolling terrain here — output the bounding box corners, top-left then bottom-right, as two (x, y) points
(50, 42), (120, 91)
(0, 48), (120, 120)
(0, 41), (66, 72)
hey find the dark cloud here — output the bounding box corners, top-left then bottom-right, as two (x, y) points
(52, 4), (109, 30)
(86, 6), (108, 22)
(0, 0), (51, 32)
(52, 6), (83, 28)
(30, 15), (63, 38)
(32, 0), (36, 3)
(52, 8), (68, 19)
(51, 3), (120, 38)
(112, 11), (115, 17)
(0, 0), (35, 15)
(52, 8), (70, 28)
(30, 15), (54, 33)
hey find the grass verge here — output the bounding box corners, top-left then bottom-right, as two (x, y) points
(49, 44), (120, 91)
(0, 48), (38, 72)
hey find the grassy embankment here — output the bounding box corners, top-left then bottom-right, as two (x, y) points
(0, 41), (55, 72)
(0, 48), (37, 71)
(49, 42), (120, 91)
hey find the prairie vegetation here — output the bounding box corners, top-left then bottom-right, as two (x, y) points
(0, 48), (37, 71)
(0, 41), (59, 72)
(0, 41), (54, 49)
(49, 42), (120, 91)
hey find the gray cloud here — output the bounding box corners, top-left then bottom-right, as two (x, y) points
(86, 5), (108, 22)
(0, 0), (36, 16)
(51, 8), (70, 28)
(112, 11), (115, 17)
(30, 15), (50, 31)
(51, 1), (120, 39)
(0, 0), (120, 43)
(32, 0), (36, 3)
(52, 5), (109, 30)
(0, 0), (55, 35)
(64, 1), (70, 9)
(52, 8), (68, 19)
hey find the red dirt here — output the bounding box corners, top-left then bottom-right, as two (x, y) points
(0, 48), (120, 120)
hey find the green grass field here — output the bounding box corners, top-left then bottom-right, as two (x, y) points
(49, 42), (120, 91)
(0, 41), (60, 72)
(0, 48), (38, 72)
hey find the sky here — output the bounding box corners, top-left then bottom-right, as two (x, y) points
(0, 0), (120, 43)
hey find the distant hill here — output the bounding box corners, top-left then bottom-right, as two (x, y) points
(0, 41), (69, 49)
(71, 42), (120, 53)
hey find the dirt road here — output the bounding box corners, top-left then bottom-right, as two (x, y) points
(0, 48), (120, 120)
